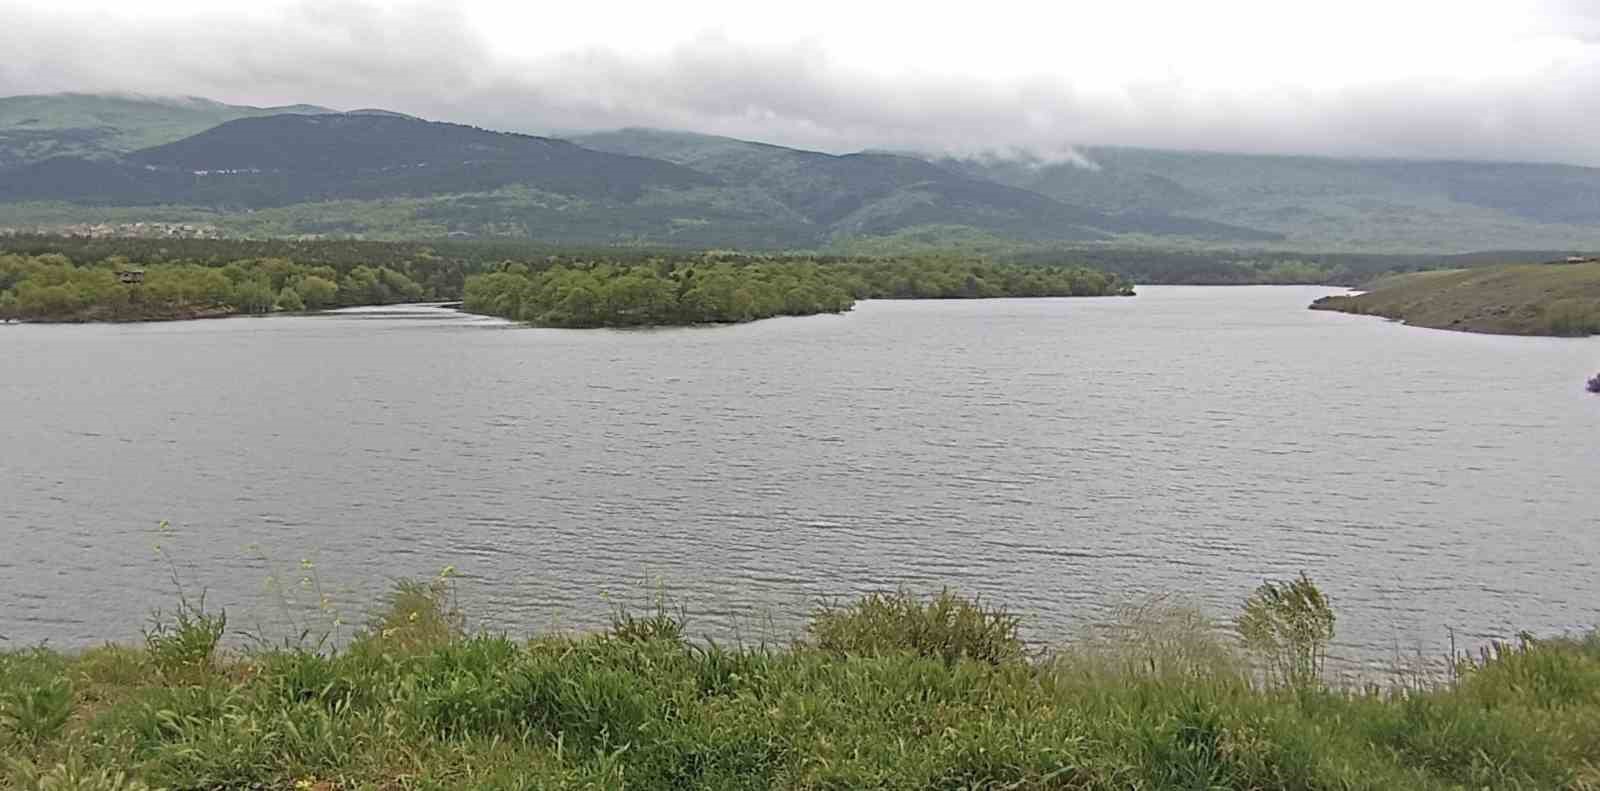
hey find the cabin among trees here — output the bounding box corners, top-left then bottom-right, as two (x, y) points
(115, 269), (145, 284)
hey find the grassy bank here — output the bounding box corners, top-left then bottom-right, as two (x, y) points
(3, 577), (1598, 789)
(1310, 261), (1600, 336)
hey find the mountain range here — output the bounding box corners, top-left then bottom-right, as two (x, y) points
(2, 93), (1598, 253)
(0, 93), (330, 170)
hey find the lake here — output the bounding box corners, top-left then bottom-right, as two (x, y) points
(2, 286), (1597, 667)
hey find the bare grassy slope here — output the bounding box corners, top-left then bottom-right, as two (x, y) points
(1311, 262), (1600, 335)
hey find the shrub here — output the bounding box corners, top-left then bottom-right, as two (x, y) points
(228, 280), (277, 314)
(5, 578), (1600, 788)
(253, 649), (352, 709)
(607, 594), (688, 644)
(73, 646), (152, 691)
(0, 677), (73, 745)
(143, 595), (227, 679)
(3, 754), (151, 791)
(806, 588), (1026, 665)
(292, 275), (339, 309)
(1454, 633), (1600, 709)
(1058, 595), (1241, 682)
(360, 573), (464, 652)
(1237, 573), (1335, 689)
(274, 286), (305, 312)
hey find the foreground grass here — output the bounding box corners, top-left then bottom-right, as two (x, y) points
(3, 584), (1599, 790)
(1309, 261), (1600, 336)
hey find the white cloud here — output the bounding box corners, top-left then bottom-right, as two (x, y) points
(3, 0), (1600, 164)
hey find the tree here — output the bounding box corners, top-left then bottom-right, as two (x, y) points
(275, 286), (306, 312)
(17, 283), (80, 319)
(556, 285), (599, 326)
(294, 276), (339, 310)
(230, 280), (277, 314)
(379, 267), (426, 302)
(0, 289), (17, 322)
(339, 266), (386, 306)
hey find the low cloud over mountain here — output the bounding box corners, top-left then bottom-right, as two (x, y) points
(5, 0), (1600, 165)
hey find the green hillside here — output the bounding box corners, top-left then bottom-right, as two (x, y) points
(0, 114), (717, 207)
(0, 116), (1277, 247)
(6, 94), (1600, 253)
(0, 93), (329, 169)
(1310, 261), (1600, 335)
(576, 129), (1276, 242)
(944, 147), (1600, 252)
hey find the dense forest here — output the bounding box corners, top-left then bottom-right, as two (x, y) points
(0, 246), (1130, 326)
(462, 259), (1132, 327)
(1004, 246), (1579, 286)
(0, 233), (1568, 291)
(2, 233), (1565, 325)
(0, 253), (426, 322)
(0, 235), (480, 296)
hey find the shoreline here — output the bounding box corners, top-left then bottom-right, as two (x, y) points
(1308, 263), (1600, 337)
(3, 582), (1596, 788)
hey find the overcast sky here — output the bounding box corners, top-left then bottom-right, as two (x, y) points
(4, 0), (1599, 165)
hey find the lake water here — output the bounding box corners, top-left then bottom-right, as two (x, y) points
(2, 287), (1597, 667)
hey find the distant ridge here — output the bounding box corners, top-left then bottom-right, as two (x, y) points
(1, 92), (1598, 251)
(0, 93), (333, 167)
(344, 108), (418, 119)
(0, 113), (716, 206)
(574, 128), (1277, 242)
(0, 110), (1278, 245)
(940, 146), (1600, 251)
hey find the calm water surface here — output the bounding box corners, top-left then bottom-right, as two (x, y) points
(2, 287), (1597, 665)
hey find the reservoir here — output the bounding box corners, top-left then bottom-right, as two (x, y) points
(2, 286), (1596, 665)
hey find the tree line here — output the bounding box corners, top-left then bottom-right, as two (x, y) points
(2, 233), (1578, 293)
(0, 237), (1134, 325)
(463, 258), (1133, 328)
(0, 253), (426, 322)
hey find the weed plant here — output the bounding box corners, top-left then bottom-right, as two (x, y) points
(4, 574), (1599, 789)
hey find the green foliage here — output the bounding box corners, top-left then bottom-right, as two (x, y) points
(292, 274), (339, 309)
(273, 285), (305, 312)
(0, 251), (425, 321)
(3, 754), (152, 791)
(142, 595), (226, 679)
(806, 588), (1027, 665)
(229, 279), (276, 314)
(465, 260), (850, 327)
(358, 572), (465, 653)
(606, 593), (688, 645)
(71, 645), (152, 691)
(1059, 596), (1241, 682)
(464, 256), (1132, 328)
(1237, 573), (1336, 689)
(3, 579), (1600, 790)
(0, 288), (16, 320)
(0, 652), (74, 745)
(1453, 632), (1600, 709)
